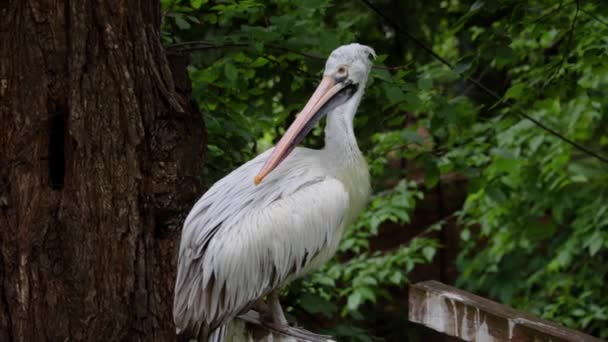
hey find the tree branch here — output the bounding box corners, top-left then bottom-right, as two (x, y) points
(166, 40), (409, 71)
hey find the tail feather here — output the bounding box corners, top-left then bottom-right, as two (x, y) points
(208, 325), (227, 342)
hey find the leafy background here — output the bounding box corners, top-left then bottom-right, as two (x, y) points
(161, 0), (608, 340)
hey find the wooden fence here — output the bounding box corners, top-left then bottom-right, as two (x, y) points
(409, 280), (604, 342)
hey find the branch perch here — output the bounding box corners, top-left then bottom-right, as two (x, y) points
(225, 310), (335, 342)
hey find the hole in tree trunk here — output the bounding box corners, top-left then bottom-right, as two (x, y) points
(48, 106), (66, 190)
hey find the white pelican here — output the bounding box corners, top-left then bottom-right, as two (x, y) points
(174, 43), (376, 341)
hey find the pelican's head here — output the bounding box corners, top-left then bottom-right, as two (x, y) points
(254, 43), (375, 185)
(323, 43), (376, 90)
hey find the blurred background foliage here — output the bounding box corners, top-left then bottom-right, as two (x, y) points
(161, 0), (608, 340)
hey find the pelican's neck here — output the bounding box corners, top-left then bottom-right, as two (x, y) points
(324, 89), (364, 157)
(323, 88), (371, 216)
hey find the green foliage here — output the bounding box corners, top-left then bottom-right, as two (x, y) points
(162, 0), (608, 340)
(341, 180), (423, 254)
(453, 2), (608, 338)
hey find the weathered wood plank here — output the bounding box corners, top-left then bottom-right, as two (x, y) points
(225, 311), (335, 342)
(409, 280), (604, 342)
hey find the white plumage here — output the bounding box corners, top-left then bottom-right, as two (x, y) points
(174, 43), (376, 341)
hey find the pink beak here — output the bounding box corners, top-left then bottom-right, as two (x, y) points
(254, 76), (349, 185)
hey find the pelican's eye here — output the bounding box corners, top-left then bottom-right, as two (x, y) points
(335, 66), (348, 80)
(367, 52), (375, 61)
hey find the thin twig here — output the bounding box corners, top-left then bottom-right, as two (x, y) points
(543, 0), (580, 87)
(462, 66), (490, 96)
(579, 7), (608, 28)
(531, 0), (575, 25)
(358, 0), (608, 165)
(167, 40), (409, 71)
(169, 40), (325, 61)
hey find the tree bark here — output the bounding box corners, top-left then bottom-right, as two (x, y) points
(0, 1), (204, 341)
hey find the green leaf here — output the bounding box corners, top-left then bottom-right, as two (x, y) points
(250, 57), (269, 68)
(572, 309), (586, 317)
(453, 59), (472, 75)
(401, 130), (425, 145)
(384, 85), (406, 105)
(469, 0), (484, 12)
(190, 0), (206, 8)
(347, 291), (362, 311)
(460, 229), (471, 241)
(424, 160), (440, 188)
(174, 15), (191, 30)
(417, 77), (433, 91)
(495, 46), (514, 68)
(588, 234), (603, 257)
(357, 286), (377, 303)
(404, 93), (423, 111)
(422, 246), (436, 262)
(298, 293), (337, 317)
(224, 63), (238, 82)
(389, 272), (404, 285)
(505, 83), (525, 100)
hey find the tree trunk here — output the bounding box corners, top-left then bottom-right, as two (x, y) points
(0, 1), (204, 341)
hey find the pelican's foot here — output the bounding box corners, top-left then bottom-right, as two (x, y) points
(249, 291), (287, 325)
(250, 297), (273, 323)
(267, 290), (288, 326)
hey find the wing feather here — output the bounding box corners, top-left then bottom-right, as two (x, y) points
(173, 148), (350, 336)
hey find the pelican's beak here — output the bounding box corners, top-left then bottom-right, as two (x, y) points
(254, 76), (355, 185)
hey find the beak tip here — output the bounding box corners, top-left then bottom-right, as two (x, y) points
(254, 175), (263, 186)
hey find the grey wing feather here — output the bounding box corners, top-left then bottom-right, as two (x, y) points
(173, 148), (350, 336)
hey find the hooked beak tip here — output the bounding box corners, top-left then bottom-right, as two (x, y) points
(254, 175), (263, 186)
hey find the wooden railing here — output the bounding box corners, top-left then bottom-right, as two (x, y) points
(409, 280), (604, 342)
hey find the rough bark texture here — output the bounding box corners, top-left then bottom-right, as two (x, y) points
(0, 1), (204, 341)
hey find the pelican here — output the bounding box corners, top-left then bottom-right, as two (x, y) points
(174, 43), (376, 341)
